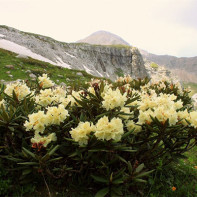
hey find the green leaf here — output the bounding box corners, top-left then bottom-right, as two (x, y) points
(22, 147), (36, 159)
(122, 128), (135, 139)
(91, 175), (108, 183)
(135, 170), (154, 178)
(48, 145), (59, 156)
(8, 126), (14, 132)
(22, 169), (32, 176)
(42, 153), (50, 162)
(112, 178), (124, 184)
(135, 178), (147, 183)
(116, 155), (127, 164)
(47, 157), (63, 163)
(128, 161), (133, 174)
(18, 162), (38, 165)
(95, 187), (109, 197)
(136, 163), (144, 173)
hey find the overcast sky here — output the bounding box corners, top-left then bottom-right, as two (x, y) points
(0, 0), (197, 57)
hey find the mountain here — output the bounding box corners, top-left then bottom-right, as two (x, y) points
(140, 49), (197, 83)
(77, 31), (130, 46)
(0, 26), (147, 80)
(78, 30), (197, 83)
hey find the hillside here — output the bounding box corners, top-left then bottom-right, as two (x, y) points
(0, 26), (147, 80)
(0, 48), (96, 88)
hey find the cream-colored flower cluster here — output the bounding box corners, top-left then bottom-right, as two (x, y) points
(95, 116), (124, 141)
(4, 81), (31, 101)
(24, 104), (69, 134)
(102, 88), (127, 110)
(126, 120), (142, 134)
(38, 74), (54, 88)
(70, 122), (95, 146)
(137, 92), (183, 126)
(116, 75), (133, 83)
(70, 116), (124, 145)
(24, 104), (69, 147)
(35, 87), (67, 107)
(31, 133), (57, 147)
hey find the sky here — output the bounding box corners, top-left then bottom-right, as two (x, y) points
(0, 0), (197, 57)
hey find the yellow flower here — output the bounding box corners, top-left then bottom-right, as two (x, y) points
(38, 74), (54, 88)
(94, 116), (124, 141)
(70, 122), (95, 146)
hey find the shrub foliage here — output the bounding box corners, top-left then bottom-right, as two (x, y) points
(0, 74), (196, 196)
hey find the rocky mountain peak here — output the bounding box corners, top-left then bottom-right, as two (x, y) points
(77, 30), (130, 46)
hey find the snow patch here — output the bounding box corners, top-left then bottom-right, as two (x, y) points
(83, 64), (94, 75)
(56, 56), (71, 69)
(0, 39), (55, 64)
(0, 34), (5, 38)
(64, 52), (76, 58)
(96, 70), (103, 77)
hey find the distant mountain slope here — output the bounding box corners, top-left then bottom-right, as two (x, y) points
(77, 29), (197, 83)
(0, 26), (147, 80)
(0, 48), (94, 86)
(140, 49), (197, 83)
(77, 31), (130, 46)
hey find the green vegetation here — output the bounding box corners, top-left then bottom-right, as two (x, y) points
(183, 82), (197, 96)
(150, 62), (159, 69)
(115, 68), (124, 77)
(145, 147), (197, 196)
(0, 48), (97, 87)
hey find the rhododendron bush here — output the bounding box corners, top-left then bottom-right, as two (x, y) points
(0, 74), (196, 196)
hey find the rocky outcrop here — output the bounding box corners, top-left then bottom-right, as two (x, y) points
(145, 61), (179, 83)
(140, 49), (197, 83)
(0, 26), (148, 80)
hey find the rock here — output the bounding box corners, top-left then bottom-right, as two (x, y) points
(56, 80), (59, 83)
(192, 94), (197, 109)
(29, 73), (37, 78)
(60, 82), (66, 87)
(5, 65), (14, 69)
(8, 74), (13, 78)
(16, 54), (28, 59)
(25, 70), (31, 73)
(58, 74), (64, 78)
(6, 71), (11, 74)
(0, 79), (5, 84)
(76, 72), (83, 76)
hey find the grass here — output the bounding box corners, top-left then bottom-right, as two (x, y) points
(0, 48), (99, 87)
(150, 62), (159, 69)
(183, 82), (197, 96)
(145, 147), (197, 196)
(115, 68), (124, 77)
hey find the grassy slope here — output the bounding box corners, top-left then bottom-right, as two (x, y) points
(183, 82), (197, 96)
(0, 48), (97, 87)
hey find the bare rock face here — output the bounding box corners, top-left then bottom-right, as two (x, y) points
(131, 47), (147, 79)
(0, 26), (148, 80)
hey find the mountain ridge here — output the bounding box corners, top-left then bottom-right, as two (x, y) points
(0, 25), (148, 80)
(78, 30), (197, 83)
